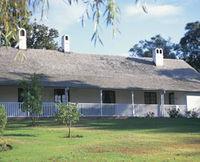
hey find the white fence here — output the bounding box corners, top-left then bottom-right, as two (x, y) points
(0, 102), (188, 118)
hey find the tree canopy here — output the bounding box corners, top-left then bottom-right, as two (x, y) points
(26, 22), (59, 50)
(180, 21), (200, 72)
(129, 21), (200, 72)
(129, 35), (180, 59)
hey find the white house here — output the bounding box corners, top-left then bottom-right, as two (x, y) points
(0, 28), (200, 117)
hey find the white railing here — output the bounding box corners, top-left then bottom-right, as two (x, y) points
(160, 105), (187, 117)
(134, 104), (159, 117)
(0, 102), (188, 118)
(0, 102), (57, 118)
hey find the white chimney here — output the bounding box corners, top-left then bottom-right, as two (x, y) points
(18, 28), (27, 50)
(153, 48), (164, 66)
(62, 35), (70, 52)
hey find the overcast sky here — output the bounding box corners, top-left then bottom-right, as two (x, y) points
(32, 0), (200, 56)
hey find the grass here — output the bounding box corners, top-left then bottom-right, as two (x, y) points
(0, 118), (200, 162)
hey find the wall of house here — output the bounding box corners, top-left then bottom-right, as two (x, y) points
(0, 86), (18, 102)
(186, 93), (200, 110)
(115, 90), (132, 104)
(1, 86), (191, 106)
(0, 86), (55, 102)
(70, 88), (100, 103)
(174, 92), (187, 105)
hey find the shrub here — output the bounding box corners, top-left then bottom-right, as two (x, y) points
(0, 105), (7, 151)
(56, 102), (81, 138)
(146, 112), (155, 118)
(191, 110), (198, 118)
(185, 109), (198, 118)
(167, 108), (181, 118)
(0, 105), (7, 136)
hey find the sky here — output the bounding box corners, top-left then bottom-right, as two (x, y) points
(32, 0), (200, 56)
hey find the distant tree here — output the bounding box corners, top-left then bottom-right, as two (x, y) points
(26, 22), (59, 50)
(56, 102), (80, 138)
(129, 35), (180, 59)
(180, 21), (200, 72)
(20, 73), (42, 126)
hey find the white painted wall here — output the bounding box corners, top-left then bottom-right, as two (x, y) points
(186, 93), (200, 110)
(0, 86), (195, 107)
(174, 92), (187, 105)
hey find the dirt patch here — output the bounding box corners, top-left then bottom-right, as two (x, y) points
(87, 146), (157, 155)
(176, 151), (200, 157)
(182, 137), (200, 144)
(163, 142), (200, 149)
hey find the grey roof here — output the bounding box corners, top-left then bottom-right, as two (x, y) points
(0, 47), (200, 92)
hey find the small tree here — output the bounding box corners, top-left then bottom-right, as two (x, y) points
(56, 102), (80, 138)
(0, 105), (7, 151)
(20, 73), (42, 126)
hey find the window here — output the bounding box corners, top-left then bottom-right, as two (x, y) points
(20, 29), (25, 36)
(102, 90), (115, 103)
(144, 92), (157, 104)
(54, 89), (70, 103)
(18, 88), (24, 102)
(169, 93), (174, 105)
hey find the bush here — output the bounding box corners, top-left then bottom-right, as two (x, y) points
(185, 109), (198, 118)
(56, 102), (81, 138)
(146, 112), (155, 118)
(0, 105), (7, 152)
(0, 105), (7, 136)
(167, 108), (182, 118)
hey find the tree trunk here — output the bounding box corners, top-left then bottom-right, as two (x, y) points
(67, 122), (71, 138)
(31, 116), (36, 126)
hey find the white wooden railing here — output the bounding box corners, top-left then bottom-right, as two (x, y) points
(0, 102), (188, 118)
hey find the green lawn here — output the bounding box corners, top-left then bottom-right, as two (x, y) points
(0, 118), (200, 162)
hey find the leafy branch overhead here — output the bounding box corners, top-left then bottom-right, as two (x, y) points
(0, 0), (144, 47)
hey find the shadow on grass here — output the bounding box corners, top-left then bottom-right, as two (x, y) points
(76, 118), (200, 133)
(6, 119), (61, 131)
(7, 118), (200, 134)
(4, 134), (35, 137)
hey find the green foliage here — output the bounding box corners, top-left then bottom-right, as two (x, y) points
(185, 109), (198, 118)
(180, 21), (200, 72)
(26, 22), (59, 50)
(0, 105), (7, 152)
(56, 102), (80, 137)
(146, 112), (154, 118)
(0, 0), (30, 47)
(20, 73), (42, 126)
(129, 34), (180, 59)
(0, 105), (7, 136)
(167, 108), (182, 118)
(0, 0), (143, 46)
